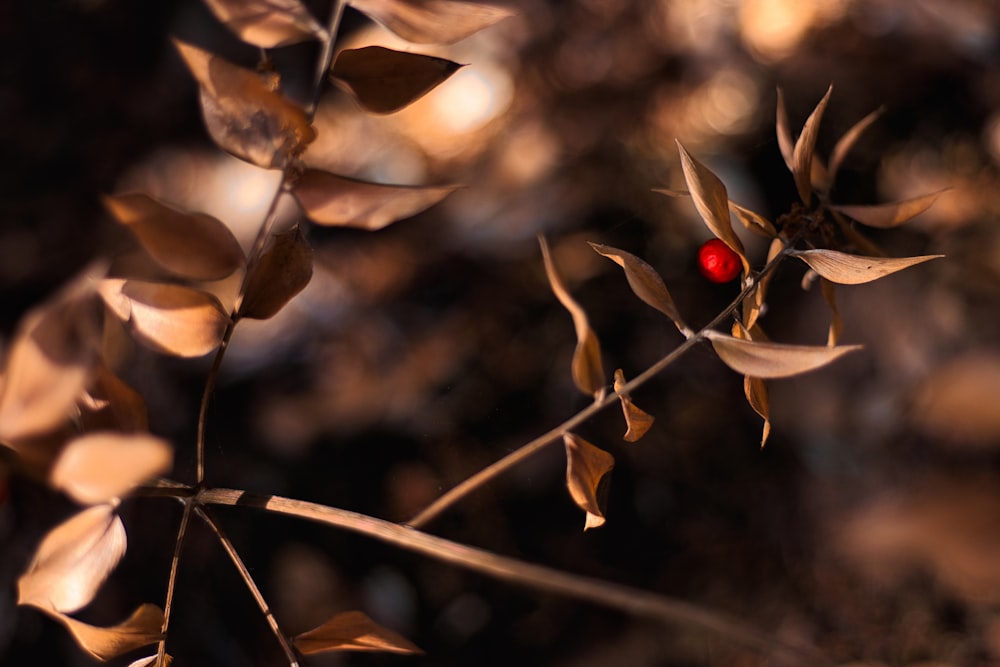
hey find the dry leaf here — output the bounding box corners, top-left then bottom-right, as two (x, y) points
(539, 237), (605, 399)
(173, 39), (315, 169)
(703, 331), (861, 379)
(129, 653), (172, 667)
(78, 365), (149, 434)
(743, 237), (783, 332)
(792, 85), (832, 204)
(50, 603), (164, 661)
(564, 433), (614, 530)
(744, 375), (770, 448)
(239, 225), (313, 320)
(775, 88), (794, 172)
(827, 106), (885, 186)
(18, 504), (126, 613)
(294, 610), (422, 655)
(292, 169), (458, 229)
(347, 0), (514, 44)
(820, 278), (842, 347)
(103, 193), (245, 281)
(613, 369), (654, 442)
(830, 190), (948, 229)
(589, 243), (687, 333)
(791, 249), (944, 285)
(202, 0), (327, 48)
(729, 201), (777, 238)
(331, 46), (463, 114)
(50, 432), (172, 505)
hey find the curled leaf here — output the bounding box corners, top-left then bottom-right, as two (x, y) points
(614, 369), (654, 443)
(588, 243), (687, 333)
(50, 432), (172, 505)
(827, 106), (885, 185)
(201, 0), (328, 48)
(347, 0), (514, 44)
(744, 375), (771, 448)
(332, 46), (463, 114)
(830, 190), (948, 229)
(292, 169), (458, 230)
(103, 193), (246, 281)
(703, 330), (861, 379)
(729, 201), (777, 238)
(129, 654), (172, 667)
(294, 610), (422, 655)
(78, 365), (149, 434)
(48, 603), (164, 662)
(539, 237), (605, 399)
(239, 224), (313, 320)
(791, 249), (944, 285)
(792, 85), (832, 204)
(775, 88), (794, 172)
(563, 433), (614, 531)
(742, 237), (783, 332)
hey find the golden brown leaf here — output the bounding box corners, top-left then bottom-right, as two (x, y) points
(347, 0), (514, 44)
(791, 249), (944, 285)
(331, 46), (463, 114)
(827, 106), (885, 186)
(173, 39), (315, 169)
(729, 201), (777, 238)
(563, 433), (614, 530)
(588, 243), (687, 333)
(49, 433), (172, 505)
(703, 330), (861, 379)
(202, 0), (327, 48)
(292, 169), (459, 230)
(294, 610), (422, 655)
(613, 369), (654, 443)
(50, 604), (164, 661)
(239, 225), (314, 320)
(830, 190), (948, 229)
(78, 365), (149, 434)
(775, 88), (794, 173)
(539, 237), (605, 399)
(103, 193), (245, 281)
(744, 375), (770, 448)
(792, 85), (832, 204)
(742, 237), (783, 332)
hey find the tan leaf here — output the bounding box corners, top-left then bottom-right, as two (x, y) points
(539, 237), (605, 399)
(50, 433), (172, 505)
(613, 369), (654, 443)
(202, 0), (327, 48)
(827, 106), (885, 186)
(48, 603), (164, 661)
(792, 84), (832, 204)
(239, 225), (314, 320)
(347, 0), (514, 44)
(675, 141), (748, 274)
(564, 433), (614, 530)
(128, 653), (172, 667)
(830, 190), (948, 229)
(112, 281), (230, 358)
(173, 39), (315, 169)
(820, 278), (842, 347)
(18, 504), (126, 613)
(775, 88), (794, 172)
(588, 243), (687, 333)
(292, 169), (458, 230)
(78, 365), (149, 433)
(294, 610), (422, 655)
(103, 193), (245, 281)
(742, 237), (783, 332)
(729, 201), (777, 238)
(791, 249), (944, 285)
(703, 330), (861, 379)
(332, 46), (463, 114)
(744, 375), (770, 448)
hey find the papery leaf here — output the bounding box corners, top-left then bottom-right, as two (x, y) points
(347, 0), (514, 44)
(103, 193), (245, 281)
(820, 278), (841, 346)
(202, 0), (327, 48)
(703, 330), (861, 379)
(129, 653), (172, 667)
(173, 39), (315, 169)
(294, 610), (422, 655)
(675, 141), (749, 274)
(729, 201), (777, 238)
(332, 46), (463, 114)
(239, 225), (313, 320)
(78, 365), (149, 434)
(827, 106), (885, 185)
(50, 433), (172, 505)
(742, 237), (783, 332)
(791, 249), (943, 285)
(589, 243), (687, 333)
(539, 237), (605, 399)
(775, 88), (794, 172)
(830, 190), (947, 229)
(563, 433), (613, 530)
(792, 85), (832, 204)
(292, 169), (458, 230)
(18, 504), (126, 613)
(613, 369), (654, 443)
(744, 375), (770, 448)
(48, 604), (164, 662)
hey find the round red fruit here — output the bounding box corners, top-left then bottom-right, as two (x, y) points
(697, 238), (741, 283)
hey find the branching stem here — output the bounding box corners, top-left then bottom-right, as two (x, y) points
(156, 500), (193, 666)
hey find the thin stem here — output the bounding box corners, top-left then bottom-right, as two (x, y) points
(308, 0), (347, 117)
(195, 504), (300, 667)
(156, 500), (193, 666)
(196, 320), (235, 485)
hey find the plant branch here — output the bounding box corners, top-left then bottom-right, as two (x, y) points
(196, 319), (235, 485)
(308, 0), (347, 117)
(156, 500), (193, 667)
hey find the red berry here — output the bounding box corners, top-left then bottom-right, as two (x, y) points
(697, 238), (741, 283)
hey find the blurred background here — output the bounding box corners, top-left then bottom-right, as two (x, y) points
(3, 0), (1000, 665)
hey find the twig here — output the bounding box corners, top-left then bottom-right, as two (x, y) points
(156, 500), (193, 667)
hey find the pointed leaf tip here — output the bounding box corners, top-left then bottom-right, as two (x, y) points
(202, 0), (328, 48)
(347, 0), (514, 44)
(791, 249), (944, 285)
(792, 84), (832, 204)
(332, 46), (463, 114)
(564, 433), (614, 530)
(704, 330), (861, 379)
(294, 610), (422, 655)
(589, 243), (687, 332)
(831, 189), (949, 229)
(614, 369), (654, 442)
(239, 225), (313, 320)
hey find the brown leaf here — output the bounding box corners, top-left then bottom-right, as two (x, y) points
(791, 249), (944, 285)
(744, 375), (770, 448)
(294, 610), (422, 655)
(50, 433), (172, 505)
(830, 190), (948, 229)
(173, 39), (315, 169)
(239, 225), (314, 320)
(827, 106), (885, 186)
(103, 193), (245, 281)
(775, 88), (794, 173)
(292, 169), (458, 230)
(78, 365), (149, 434)
(729, 201), (777, 238)
(202, 0), (327, 48)
(742, 237), (783, 332)
(18, 504), (126, 613)
(49, 603), (164, 661)
(539, 237), (605, 399)
(703, 330), (862, 379)
(128, 653), (172, 667)
(332, 46), (463, 114)
(589, 243), (687, 333)
(564, 433), (614, 530)
(347, 0), (514, 44)
(820, 278), (842, 347)
(792, 84), (832, 204)
(613, 369), (654, 443)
